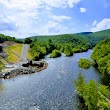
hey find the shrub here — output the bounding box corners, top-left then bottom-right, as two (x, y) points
(78, 58), (91, 69)
(64, 45), (73, 56)
(50, 49), (61, 58)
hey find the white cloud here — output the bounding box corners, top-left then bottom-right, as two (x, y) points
(50, 15), (71, 22)
(80, 7), (87, 13)
(42, 0), (81, 8)
(92, 20), (97, 26)
(91, 18), (110, 32)
(0, 0), (81, 38)
(0, 0), (81, 9)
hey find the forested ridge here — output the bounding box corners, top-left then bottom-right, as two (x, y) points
(85, 29), (110, 47)
(29, 29), (110, 48)
(0, 33), (22, 43)
(28, 29), (110, 60)
(28, 34), (90, 60)
(1, 29), (110, 61)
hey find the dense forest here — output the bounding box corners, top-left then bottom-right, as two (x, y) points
(85, 29), (110, 47)
(29, 29), (110, 48)
(28, 29), (110, 60)
(91, 38), (110, 85)
(28, 35), (90, 60)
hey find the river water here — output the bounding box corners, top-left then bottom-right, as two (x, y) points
(0, 50), (100, 110)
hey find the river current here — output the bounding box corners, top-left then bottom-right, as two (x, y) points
(0, 50), (100, 110)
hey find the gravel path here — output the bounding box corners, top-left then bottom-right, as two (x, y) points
(20, 44), (29, 62)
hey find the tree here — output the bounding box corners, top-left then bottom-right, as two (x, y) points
(24, 38), (32, 44)
(83, 80), (98, 110)
(78, 58), (91, 69)
(73, 73), (85, 96)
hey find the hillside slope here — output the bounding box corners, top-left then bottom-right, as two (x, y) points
(85, 29), (110, 47)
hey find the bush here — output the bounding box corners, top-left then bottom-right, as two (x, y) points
(74, 73), (110, 110)
(78, 58), (91, 69)
(50, 49), (61, 58)
(63, 45), (73, 56)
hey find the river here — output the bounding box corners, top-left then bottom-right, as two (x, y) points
(0, 50), (101, 110)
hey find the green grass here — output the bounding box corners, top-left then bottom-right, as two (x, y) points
(4, 44), (22, 63)
(27, 51), (33, 60)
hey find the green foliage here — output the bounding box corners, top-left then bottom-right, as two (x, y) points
(74, 73), (85, 96)
(72, 46), (87, 53)
(29, 34), (90, 49)
(74, 73), (110, 110)
(0, 61), (4, 69)
(98, 85), (110, 97)
(63, 45), (73, 56)
(0, 33), (22, 43)
(78, 58), (91, 69)
(91, 38), (110, 77)
(24, 38), (32, 44)
(50, 49), (61, 58)
(85, 29), (110, 47)
(83, 80), (99, 110)
(29, 34), (90, 60)
(29, 41), (55, 60)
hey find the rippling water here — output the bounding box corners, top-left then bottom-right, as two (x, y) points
(0, 50), (100, 110)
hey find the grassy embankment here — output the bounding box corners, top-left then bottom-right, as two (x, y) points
(4, 44), (22, 63)
(27, 47), (33, 60)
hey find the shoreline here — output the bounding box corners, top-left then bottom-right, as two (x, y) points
(0, 61), (48, 79)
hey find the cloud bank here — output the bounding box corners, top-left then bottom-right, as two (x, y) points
(91, 18), (110, 32)
(0, 0), (81, 38)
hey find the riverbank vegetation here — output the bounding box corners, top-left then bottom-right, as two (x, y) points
(28, 29), (110, 60)
(91, 38), (110, 84)
(29, 41), (55, 60)
(74, 73), (110, 110)
(28, 34), (90, 60)
(50, 49), (61, 58)
(0, 60), (4, 70)
(4, 44), (22, 63)
(78, 58), (91, 69)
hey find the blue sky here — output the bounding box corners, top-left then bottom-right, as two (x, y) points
(0, 0), (110, 38)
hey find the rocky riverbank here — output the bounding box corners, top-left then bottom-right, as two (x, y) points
(0, 61), (48, 79)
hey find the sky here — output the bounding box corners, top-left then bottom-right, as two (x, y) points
(0, 0), (110, 38)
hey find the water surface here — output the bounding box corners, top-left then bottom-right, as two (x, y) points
(0, 50), (100, 110)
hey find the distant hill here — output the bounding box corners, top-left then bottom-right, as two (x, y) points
(29, 29), (110, 48)
(75, 32), (93, 36)
(90, 29), (110, 36)
(29, 34), (90, 48)
(85, 29), (110, 47)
